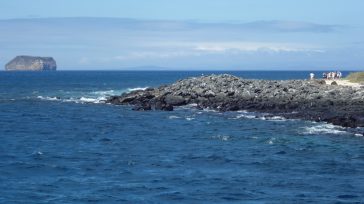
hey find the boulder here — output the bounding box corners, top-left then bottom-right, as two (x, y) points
(164, 95), (186, 106)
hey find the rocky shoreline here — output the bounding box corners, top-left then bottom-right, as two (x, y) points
(107, 74), (364, 129)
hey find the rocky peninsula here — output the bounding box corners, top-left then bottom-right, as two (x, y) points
(107, 74), (364, 128)
(5, 56), (57, 71)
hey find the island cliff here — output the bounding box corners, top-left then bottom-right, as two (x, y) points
(107, 74), (364, 129)
(5, 56), (57, 71)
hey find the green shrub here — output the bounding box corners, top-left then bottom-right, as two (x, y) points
(346, 72), (364, 83)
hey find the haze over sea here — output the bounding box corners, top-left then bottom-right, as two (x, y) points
(1, 70), (364, 203)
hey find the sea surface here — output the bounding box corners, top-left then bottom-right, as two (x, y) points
(1, 71), (364, 203)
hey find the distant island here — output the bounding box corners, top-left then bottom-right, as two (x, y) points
(5, 55), (57, 71)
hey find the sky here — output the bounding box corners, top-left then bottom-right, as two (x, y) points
(0, 0), (364, 70)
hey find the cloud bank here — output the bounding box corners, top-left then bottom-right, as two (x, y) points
(0, 18), (362, 70)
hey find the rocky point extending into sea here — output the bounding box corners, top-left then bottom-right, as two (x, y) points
(107, 74), (364, 129)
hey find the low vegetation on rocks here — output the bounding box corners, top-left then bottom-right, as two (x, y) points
(346, 72), (364, 83)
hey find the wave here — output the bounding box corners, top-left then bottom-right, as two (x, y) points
(127, 87), (148, 92)
(89, 87), (147, 96)
(35, 87), (148, 104)
(37, 95), (107, 104)
(37, 96), (60, 101)
(73, 96), (107, 104)
(168, 115), (181, 119)
(260, 116), (287, 121)
(235, 114), (256, 119)
(231, 112), (286, 121)
(302, 123), (349, 135)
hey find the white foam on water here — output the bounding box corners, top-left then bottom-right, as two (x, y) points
(37, 95), (107, 104)
(202, 108), (218, 113)
(302, 123), (348, 135)
(184, 103), (198, 108)
(79, 97), (97, 103)
(234, 114), (256, 119)
(91, 90), (124, 96)
(127, 87), (148, 92)
(186, 117), (195, 121)
(260, 116), (287, 121)
(37, 96), (60, 101)
(266, 137), (276, 145)
(0, 98), (17, 101)
(231, 111), (289, 122)
(168, 115), (181, 119)
(35, 87), (147, 104)
(77, 97), (107, 104)
(212, 135), (231, 141)
(32, 151), (43, 156)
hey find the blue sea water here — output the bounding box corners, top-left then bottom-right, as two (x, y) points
(0, 71), (364, 203)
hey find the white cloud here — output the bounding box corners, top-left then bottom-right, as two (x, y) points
(193, 42), (325, 53)
(146, 40), (325, 53)
(113, 51), (196, 61)
(243, 21), (340, 33)
(0, 18), (357, 69)
(108, 41), (324, 63)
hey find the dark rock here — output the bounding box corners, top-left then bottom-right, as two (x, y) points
(164, 95), (186, 106)
(314, 80), (326, 85)
(132, 103), (151, 111)
(5, 55), (57, 71)
(154, 100), (173, 111)
(331, 81), (338, 86)
(106, 74), (364, 128)
(163, 104), (174, 111)
(325, 116), (358, 128)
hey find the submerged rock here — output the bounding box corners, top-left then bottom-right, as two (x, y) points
(5, 55), (57, 71)
(107, 74), (364, 128)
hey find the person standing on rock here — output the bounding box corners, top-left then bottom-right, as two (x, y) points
(310, 73), (315, 80)
(337, 71), (342, 79)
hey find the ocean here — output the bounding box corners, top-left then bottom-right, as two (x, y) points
(1, 71), (363, 203)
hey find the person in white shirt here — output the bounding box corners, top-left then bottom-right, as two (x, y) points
(310, 73), (315, 80)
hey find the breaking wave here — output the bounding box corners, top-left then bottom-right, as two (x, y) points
(37, 95), (107, 104)
(35, 87), (148, 104)
(231, 111), (287, 121)
(302, 123), (349, 135)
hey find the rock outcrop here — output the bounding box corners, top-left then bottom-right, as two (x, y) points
(107, 74), (364, 128)
(5, 56), (57, 71)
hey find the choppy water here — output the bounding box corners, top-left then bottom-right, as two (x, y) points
(1, 71), (364, 203)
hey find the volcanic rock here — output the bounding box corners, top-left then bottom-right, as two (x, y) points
(106, 74), (364, 128)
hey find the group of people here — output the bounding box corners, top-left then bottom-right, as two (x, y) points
(309, 71), (342, 80)
(323, 71), (342, 80)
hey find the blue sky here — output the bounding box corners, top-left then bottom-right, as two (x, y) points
(1, 0), (364, 70)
